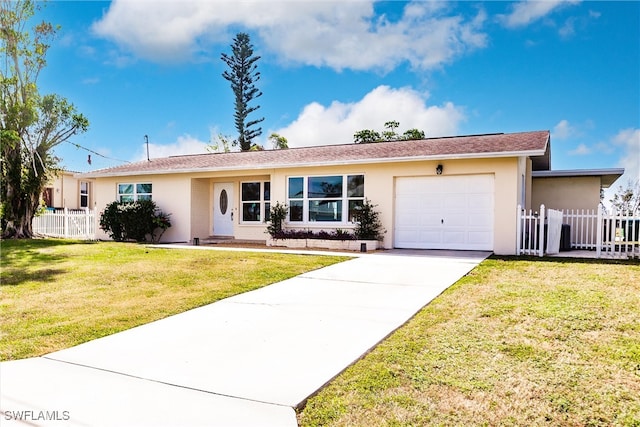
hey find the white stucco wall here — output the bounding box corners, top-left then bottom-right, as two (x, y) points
(93, 174), (191, 242)
(532, 176), (601, 211)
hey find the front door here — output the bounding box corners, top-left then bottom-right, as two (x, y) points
(213, 183), (234, 236)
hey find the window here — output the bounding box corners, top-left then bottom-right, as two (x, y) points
(118, 183), (152, 202)
(241, 181), (270, 222)
(80, 181), (90, 208)
(287, 175), (365, 223)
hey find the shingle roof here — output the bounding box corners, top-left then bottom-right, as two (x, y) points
(79, 130), (550, 178)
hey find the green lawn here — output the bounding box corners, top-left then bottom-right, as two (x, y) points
(3, 241), (639, 425)
(0, 239), (348, 361)
(298, 257), (640, 427)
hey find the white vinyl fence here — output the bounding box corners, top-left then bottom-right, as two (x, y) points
(32, 208), (97, 240)
(517, 205), (640, 259)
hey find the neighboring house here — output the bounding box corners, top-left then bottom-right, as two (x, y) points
(78, 130), (623, 255)
(43, 170), (94, 210)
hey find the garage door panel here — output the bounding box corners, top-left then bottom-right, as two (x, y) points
(446, 177), (467, 193)
(468, 213), (493, 227)
(395, 230), (418, 243)
(395, 175), (494, 251)
(419, 230), (442, 245)
(468, 231), (492, 245)
(396, 212), (419, 227)
(420, 196), (442, 209)
(444, 194), (467, 210)
(468, 194), (493, 209)
(420, 213), (442, 226)
(443, 231), (466, 245)
(445, 213), (467, 227)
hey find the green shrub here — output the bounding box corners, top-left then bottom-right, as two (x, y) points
(266, 202), (288, 238)
(99, 200), (171, 243)
(353, 198), (385, 240)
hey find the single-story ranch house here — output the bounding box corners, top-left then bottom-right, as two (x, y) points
(78, 130), (623, 255)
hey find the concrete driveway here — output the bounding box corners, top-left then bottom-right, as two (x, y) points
(0, 249), (489, 426)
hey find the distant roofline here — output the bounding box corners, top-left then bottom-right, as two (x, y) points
(532, 168), (625, 188)
(165, 132), (511, 160)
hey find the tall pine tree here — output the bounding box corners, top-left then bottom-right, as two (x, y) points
(221, 33), (263, 151)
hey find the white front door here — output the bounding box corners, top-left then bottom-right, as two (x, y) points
(213, 183), (234, 236)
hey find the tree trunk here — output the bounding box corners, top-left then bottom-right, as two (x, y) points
(2, 188), (38, 239)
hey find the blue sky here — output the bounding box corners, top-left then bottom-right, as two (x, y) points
(36, 0), (639, 197)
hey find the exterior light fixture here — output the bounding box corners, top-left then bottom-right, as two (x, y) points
(436, 164), (443, 175)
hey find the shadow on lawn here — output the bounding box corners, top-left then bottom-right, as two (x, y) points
(491, 254), (640, 266)
(0, 238), (97, 286)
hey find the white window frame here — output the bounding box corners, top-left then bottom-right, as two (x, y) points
(240, 181), (271, 223)
(287, 174), (365, 224)
(80, 181), (90, 208)
(117, 183), (152, 202)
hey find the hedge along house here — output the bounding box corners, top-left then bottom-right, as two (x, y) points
(78, 130), (623, 255)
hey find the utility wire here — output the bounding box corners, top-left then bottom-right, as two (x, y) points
(67, 141), (131, 165)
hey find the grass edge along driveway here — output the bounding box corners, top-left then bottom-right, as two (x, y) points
(0, 239), (349, 361)
(297, 256), (640, 427)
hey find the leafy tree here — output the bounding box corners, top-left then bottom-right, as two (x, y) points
(353, 129), (382, 144)
(221, 32), (264, 151)
(353, 121), (425, 144)
(402, 128), (425, 140)
(382, 120), (400, 141)
(268, 132), (288, 149)
(207, 133), (233, 153)
(609, 180), (640, 214)
(1, 0), (89, 238)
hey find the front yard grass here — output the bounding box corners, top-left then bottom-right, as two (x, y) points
(0, 239), (348, 361)
(298, 256), (640, 426)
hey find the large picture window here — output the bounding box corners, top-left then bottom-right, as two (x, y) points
(287, 175), (364, 223)
(241, 181), (270, 222)
(118, 183), (152, 202)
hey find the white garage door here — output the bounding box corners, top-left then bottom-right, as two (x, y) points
(394, 175), (494, 250)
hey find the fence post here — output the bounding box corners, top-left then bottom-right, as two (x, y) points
(596, 207), (603, 258)
(63, 207), (69, 238)
(539, 204), (545, 257)
(516, 204), (522, 255)
(84, 207), (90, 240)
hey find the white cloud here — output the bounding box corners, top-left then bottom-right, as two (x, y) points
(81, 77), (100, 85)
(552, 119), (577, 140)
(568, 143), (591, 156)
(499, 0), (581, 28)
(92, 0), (487, 70)
(602, 128), (640, 206)
(134, 134), (209, 161)
(270, 85), (465, 148)
(558, 17), (576, 37)
(613, 128), (640, 182)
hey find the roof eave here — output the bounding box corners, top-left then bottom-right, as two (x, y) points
(532, 168), (625, 188)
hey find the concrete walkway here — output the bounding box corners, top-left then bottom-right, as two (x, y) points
(1, 249), (490, 426)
